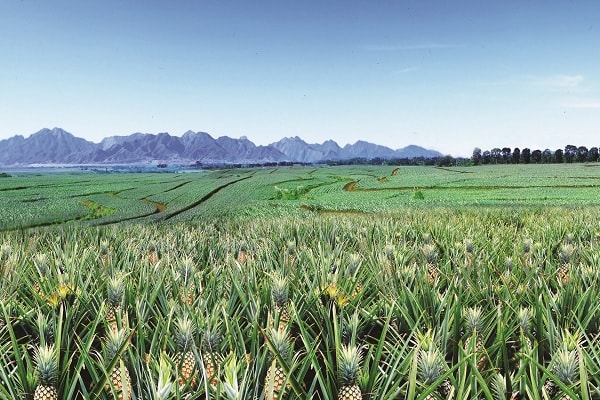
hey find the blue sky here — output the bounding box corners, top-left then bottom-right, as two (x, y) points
(1, 1), (599, 156)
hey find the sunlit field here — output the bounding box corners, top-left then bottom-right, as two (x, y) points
(2, 164), (600, 399)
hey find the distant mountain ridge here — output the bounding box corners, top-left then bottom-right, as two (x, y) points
(0, 127), (443, 166)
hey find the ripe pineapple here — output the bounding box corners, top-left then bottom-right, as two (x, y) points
(423, 244), (439, 284)
(337, 345), (362, 400)
(236, 244), (248, 264)
(201, 326), (222, 386)
(178, 257), (196, 306)
(103, 329), (131, 400)
(147, 242), (160, 264)
(106, 275), (125, 332)
(265, 329), (292, 400)
(99, 239), (111, 266)
(174, 316), (197, 387)
(557, 244), (574, 284)
(271, 274), (290, 331)
(33, 344), (58, 400)
(463, 306), (487, 371)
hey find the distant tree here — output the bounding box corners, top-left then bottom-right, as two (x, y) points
(490, 148), (502, 164)
(522, 148), (531, 164)
(588, 147), (599, 162)
(577, 146), (589, 162)
(482, 150), (491, 164)
(437, 155), (455, 167)
(531, 149), (542, 163)
(501, 147), (512, 163)
(564, 145), (577, 163)
(555, 148), (564, 163)
(512, 148), (520, 164)
(472, 147), (482, 165)
(542, 149), (553, 163)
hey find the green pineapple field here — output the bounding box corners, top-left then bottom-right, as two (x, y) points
(2, 164), (600, 399)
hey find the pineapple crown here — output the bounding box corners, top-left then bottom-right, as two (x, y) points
(175, 317), (196, 352)
(559, 244), (574, 263)
(201, 326), (222, 353)
(271, 274), (289, 307)
(522, 238), (533, 253)
(463, 306), (483, 335)
(267, 328), (293, 363)
(37, 312), (55, 347)
(383, 244), (395, 259)
(345, 253), (361, 277)
(285, 240), (296, 255)
(517, 307), (533, 333)
(35, 344), (58, 386)
(463, 238), (474, 254)
(0, 243), (11, 261)
(341, 313), (360, 346)
(99, 239), (110, 255)
(337, 345), (362, 386)
(106, 275), (125, 307)
(103, 328), (129, 362)
(33, 252), (51, 277)
(417, 347), (445, 385)
(552, 347), (578, 384)
(422, 244), (438, 263)
(179, 256), (195, 283)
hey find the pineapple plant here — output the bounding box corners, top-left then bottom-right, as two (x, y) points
(264, 328), (293, 400)
(201, 326), (223, 386)
(543, 347), (579, 399)
(416, 331), (453, 399)
(174, 316), (198, 387)
(337, 345), (362, 400)
(271, 273), (290, 331)
(178, 256), (196, 306)
(103, 328), (131, 400)
(106, 275), (126, 332)
(463, 306), (487, 371)
(284, 240), (296, 266)
(33, 344), (58, 400)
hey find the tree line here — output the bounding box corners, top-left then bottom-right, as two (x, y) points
(471, 145), (599, 165)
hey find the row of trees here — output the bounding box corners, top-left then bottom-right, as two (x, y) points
(472, 145), (599, 165)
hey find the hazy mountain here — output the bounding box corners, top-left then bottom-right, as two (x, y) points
(0, 128), (442, 166)
(270, 137), (442, 163)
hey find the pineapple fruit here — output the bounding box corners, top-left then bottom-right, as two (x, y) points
(463, 306), (487, 371)
(106, 275), (126, 332)
(201, 326), (222, 386)
(178, 256), (196, 306)
(33, 344), (58, 400)
(271, 274), (290, 331)
(557, 243), (574, 285)
(265, 329), (292, 400)
(103, 329), (131, 400)
(423, 244), (439, 284)
(174, 316), (197, 387)
(337, 345), (362, 400)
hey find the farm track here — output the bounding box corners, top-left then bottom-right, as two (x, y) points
(164, 180), (192, 192)
(343, 181), (600, 192)
(162, 175), (254, 220)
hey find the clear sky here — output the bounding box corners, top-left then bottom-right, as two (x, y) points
(1, 1), (599, 156)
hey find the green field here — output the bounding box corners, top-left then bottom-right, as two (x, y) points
(2, 164), (600, 230)
(2, 164), (600, 399)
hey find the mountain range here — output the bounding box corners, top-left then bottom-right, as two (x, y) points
(0, 127), (442, 166)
